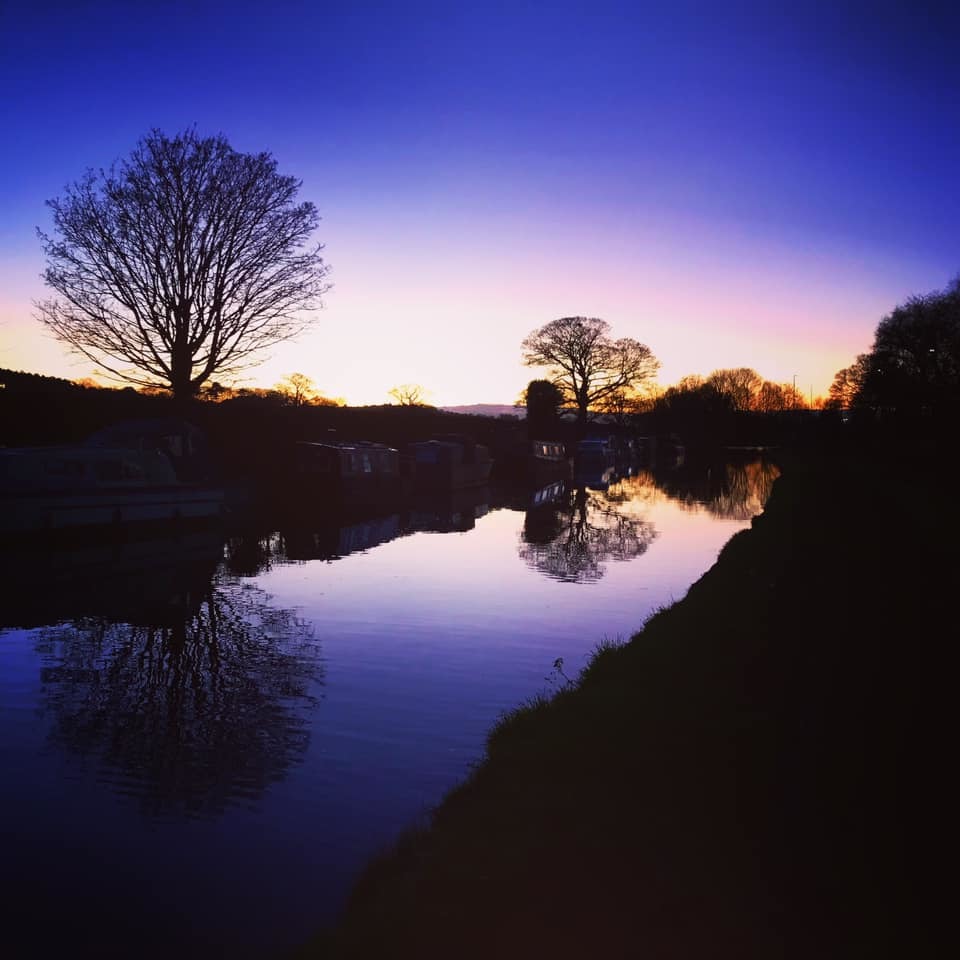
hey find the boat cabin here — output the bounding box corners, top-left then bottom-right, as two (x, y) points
(292, 440), (403, 503)
(294, 440), (400, 479)
(531, 440), (567, 461)
(0, 440), (224, 534)
(86, 418), (213, 480)
(407, 435), (493, 490)
(0, 445), (179, 492)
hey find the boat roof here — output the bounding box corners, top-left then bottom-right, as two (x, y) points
(85, 417), (206, 444)
(1, 444), (170, 460)
(296, 439), (397, 452)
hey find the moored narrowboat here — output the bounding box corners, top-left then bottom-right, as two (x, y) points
(407, 435), (493, 490)
(291, 440), (406, 504)
(0, 442), (225, 534)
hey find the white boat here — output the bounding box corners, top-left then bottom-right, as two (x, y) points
(0, 442), (225, 533)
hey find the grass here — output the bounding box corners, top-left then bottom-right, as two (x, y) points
(295, 443), (955, 959)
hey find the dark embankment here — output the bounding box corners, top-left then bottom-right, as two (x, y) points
(312, 446), (953, 959)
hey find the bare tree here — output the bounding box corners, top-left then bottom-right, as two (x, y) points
(827, 355), (871, 409)
(780, 383), (808, 410)
(754, 380), (787, 413)
(37, 129), (331, 402)
(593, 385), (655, 424)
(521, 317), (659, 428)
(275, 372), (317, 407)
(388, 383), (430, 406)
(706, 367), (763, 412)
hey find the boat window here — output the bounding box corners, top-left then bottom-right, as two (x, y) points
(122, 459), (146, 480)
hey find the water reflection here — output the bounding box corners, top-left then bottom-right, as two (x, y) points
(407, 485), (491, 533)
(0, 456), (780, 956)
(10, 534), (323, 821)
(1, 529), (225, 628)
(519, 481), (658, 583)
(6, 463), (778, 818)
(224, 486), (493, 570)
(518, 457), (779, 583)
(653, 456), (781, 521)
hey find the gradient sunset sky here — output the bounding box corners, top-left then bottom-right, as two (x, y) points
(1, 1), (958, 406)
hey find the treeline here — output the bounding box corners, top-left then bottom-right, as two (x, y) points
(655, 368), (812, 415)
(0, 368), (93, 393)
(521, 373), (828, 455)
(827, 277), (960, 418)
(0, 374), (529, 489)
(641, 369), (829, 450)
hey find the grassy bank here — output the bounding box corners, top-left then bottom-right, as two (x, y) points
(302, 446), (953, 959)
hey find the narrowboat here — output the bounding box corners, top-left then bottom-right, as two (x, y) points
(0, 443), (225, 534)
(530, 439), (572, 481)
(407, 435), (493, 490)
(575, 436), (616, 467)
(291, 440), (405, 504)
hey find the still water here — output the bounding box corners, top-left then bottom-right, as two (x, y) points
(0, 458), (777, 957)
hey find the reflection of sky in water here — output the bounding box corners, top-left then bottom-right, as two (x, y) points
(0, 461), (776, 958)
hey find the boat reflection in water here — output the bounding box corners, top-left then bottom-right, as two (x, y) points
(225, 485), (493, 569)
(3, 530), (323, 822)
(2, 528), (225, 629)
(406, 484), (490, 533)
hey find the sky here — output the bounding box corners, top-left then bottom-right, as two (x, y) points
(1, 1), (959, 406)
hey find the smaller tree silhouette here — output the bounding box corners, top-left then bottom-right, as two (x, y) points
(827, 355), (871, 409)
(521, 316), (659, 429)
(705, 367), (763, 412)
(522, 379), (565, 436)
(389, 383), (430, 406)
(753, 381), (786, 413)
(276, 372), (317, 406)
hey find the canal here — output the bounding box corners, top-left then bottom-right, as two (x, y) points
(0, 456), (777, 957)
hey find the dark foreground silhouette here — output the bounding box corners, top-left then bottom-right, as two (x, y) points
(311, 444), (953, 959)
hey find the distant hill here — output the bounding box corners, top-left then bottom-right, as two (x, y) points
(440, 404), (525, 419)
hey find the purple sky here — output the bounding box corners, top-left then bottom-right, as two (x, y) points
(1, 1), (958, 404)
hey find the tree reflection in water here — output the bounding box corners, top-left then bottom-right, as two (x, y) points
(36, 573), (322, 820)
(519, 457), (779, 582)
(653, 456), (781, 521)
(519, 481), (658, 583)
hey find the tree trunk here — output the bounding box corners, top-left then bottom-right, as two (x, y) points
(171, 347), (195, 407)
(575, 403), (589, 439)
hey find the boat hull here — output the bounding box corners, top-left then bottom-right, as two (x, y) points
(1, 487), (226, 533)
(413, 460), (493, 491)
